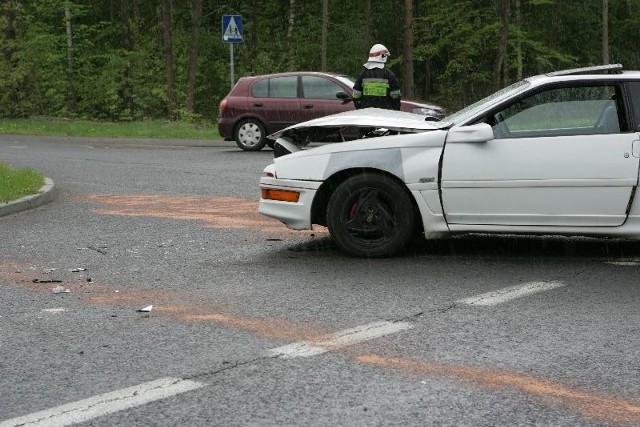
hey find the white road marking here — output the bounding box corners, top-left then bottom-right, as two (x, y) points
(41, 308), (67, 313)
(606, 261), (640, 266)
(456, 281), (566, 307)
(267, 320), (413, 359)
(0, 377), (204, 427)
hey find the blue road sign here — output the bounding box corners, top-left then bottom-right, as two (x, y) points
(222, 15), (243, 43)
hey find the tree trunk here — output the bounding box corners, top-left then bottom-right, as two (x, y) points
(422, 58), (432, 100)
(493, 0), (510, 91)
(65, 3), (73, 76)
(402, 0), (415, 99)
(602, 0), (609, 64)
(2, 0), (17, 63)
(65, 2), (76, 112)
(321, 0), (328, 71)
(515, 0), (522, 80)
(160, 0), (176, 119)
(286, 0), (295, 68)
(186, 0), (202, 113)
(251, 0), (258, 71)
(120, 0), (134, 115)
(364, 0), (372, 52)
(120, 0), (131, 50)
(133, 0), (140, 21)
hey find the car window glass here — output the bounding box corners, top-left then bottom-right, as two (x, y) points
(491, 85), (621, 138)
(252, 79), (268, 97)
(268, 76), (297, 98)
(302, 76), (344, 99)
(629, 82), (640, 131)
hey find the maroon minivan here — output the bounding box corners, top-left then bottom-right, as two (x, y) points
(218, 71), (445, 151)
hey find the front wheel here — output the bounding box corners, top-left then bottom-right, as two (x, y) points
(235, 119), (266, 151)
(327, 174), (417, 257)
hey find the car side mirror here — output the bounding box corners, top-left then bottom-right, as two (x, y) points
(446, 123), (494, 143)
(336, 91), (352, 103)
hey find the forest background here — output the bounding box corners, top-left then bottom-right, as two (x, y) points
(1, 0), (638, 125)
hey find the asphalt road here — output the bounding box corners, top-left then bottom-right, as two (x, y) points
(1, 134), (640, 426)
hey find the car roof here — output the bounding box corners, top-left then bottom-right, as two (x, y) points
(238, 71), (351, 81)
(525, 64), (640, 86)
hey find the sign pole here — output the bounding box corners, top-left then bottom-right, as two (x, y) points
(230, 43), (235, 89)
(222, 15), (243, 91)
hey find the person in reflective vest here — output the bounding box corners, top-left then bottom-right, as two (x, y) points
(352, 44), (401, 110)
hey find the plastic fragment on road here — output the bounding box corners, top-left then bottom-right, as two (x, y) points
(71, 268), (87, 272)
(52, 285), (71, 294)
(138, 305), (153, 312)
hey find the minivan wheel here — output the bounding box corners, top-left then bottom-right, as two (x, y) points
(235, 119), (266, 151)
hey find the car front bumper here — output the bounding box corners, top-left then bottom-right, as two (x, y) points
(258, 177), (323, 230)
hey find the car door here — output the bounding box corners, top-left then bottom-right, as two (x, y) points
(251, 76), (300, 134)
(298, 75), (354, 123)
(441, 83), (640, 227)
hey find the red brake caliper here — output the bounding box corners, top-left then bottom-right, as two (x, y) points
(348, 202), (358, 219)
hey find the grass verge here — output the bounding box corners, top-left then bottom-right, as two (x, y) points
(0, 162), (45, 203)
(0, 117), (221, 140)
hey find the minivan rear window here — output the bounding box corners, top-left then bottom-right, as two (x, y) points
(252, 76), (297, 98)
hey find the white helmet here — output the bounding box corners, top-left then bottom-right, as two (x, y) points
(367, 44), (390, 63)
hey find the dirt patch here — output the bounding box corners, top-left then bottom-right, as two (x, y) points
(357, 354), (640, 426)
(78, 194), (328, 237)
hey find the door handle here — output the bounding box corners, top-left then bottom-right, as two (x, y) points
(303, 104), (313, 109)
(633, 140), (640, 158)
(253, 102), (263, 107)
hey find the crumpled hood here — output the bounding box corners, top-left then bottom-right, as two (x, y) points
(268, 107), (450, 141)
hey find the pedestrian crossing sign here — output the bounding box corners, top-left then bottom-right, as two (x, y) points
(222, 15), (243, 43)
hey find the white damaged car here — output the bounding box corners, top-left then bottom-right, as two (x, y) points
(259, 64), (640, 257)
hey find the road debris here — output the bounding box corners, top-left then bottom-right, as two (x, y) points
(52, 285), (71, 294)
(78, 246), (108, 255)
(137, 305), (153, 312)
(71, 268), (87, 272)
(33, 278), (63, 283)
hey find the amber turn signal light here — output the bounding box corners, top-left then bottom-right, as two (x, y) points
(261, 189), (300, 202)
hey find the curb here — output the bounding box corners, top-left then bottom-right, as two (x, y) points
(0, 177), (56, 218)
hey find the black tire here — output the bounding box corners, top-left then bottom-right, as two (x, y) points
(326, 174), (417, 257)
(235, 119), (266, 151)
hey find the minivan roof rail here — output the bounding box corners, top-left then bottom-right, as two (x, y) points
(547, 64), (623, 76)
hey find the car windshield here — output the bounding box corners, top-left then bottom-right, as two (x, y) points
(445, 80), (531, 125)
(335, 75), (355, 88)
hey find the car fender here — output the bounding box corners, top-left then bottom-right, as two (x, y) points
(273, 130), (447, 182)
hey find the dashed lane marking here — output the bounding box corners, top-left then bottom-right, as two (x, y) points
(267, 320), (414, 359)
(456, 281), (567, 307)
(606, 261), (640, 266)
(0, 377), (204, 427)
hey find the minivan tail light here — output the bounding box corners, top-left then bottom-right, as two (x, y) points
(219, 98), (228, 114)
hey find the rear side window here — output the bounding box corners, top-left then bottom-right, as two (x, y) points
(302, 76), (344, 99)
(629, 82), (640, 131)
(268, 76), (297, 98)
(252, 79), (268, 97)
(251, 76), (298, 98)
